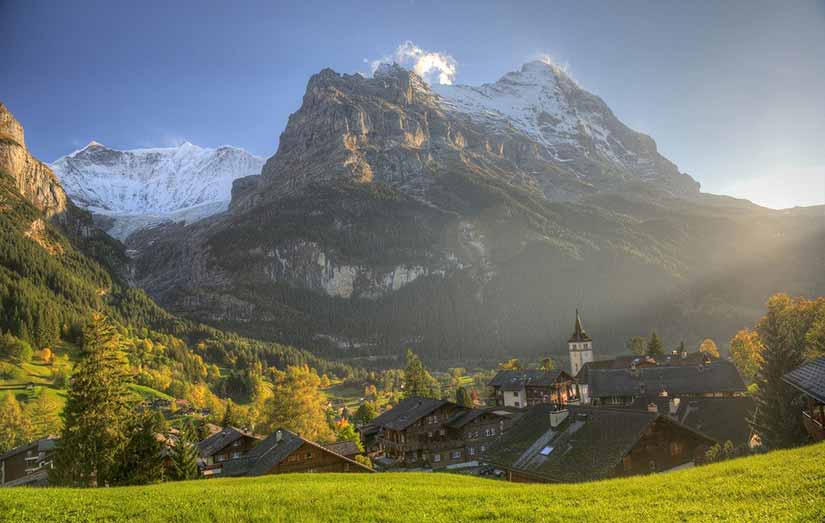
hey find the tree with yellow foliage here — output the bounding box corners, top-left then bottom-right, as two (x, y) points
(698, 338), (720, 358)
(261, 365), (335, 443)
(729, 329), (763, 382)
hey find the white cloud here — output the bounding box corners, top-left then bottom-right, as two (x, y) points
(368, 41), (458, 85)
(723, 165), (825, 209)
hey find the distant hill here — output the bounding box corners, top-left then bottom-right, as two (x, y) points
(2, 441), (823, 522)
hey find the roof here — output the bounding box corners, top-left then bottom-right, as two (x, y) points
(483, 405), (713, 482)
(445, 407), (519, 429)
(569, 309), (592, 343)
(323, 440), (361, 457)
(576, 352), (711, 381)
(783, 357), (825, 404)
(0, 437), (57, 462)
(197, 426), (257, 457)
(221, 429), (373, 476)
(587, 361), (746, 398)
(488, 370), (567, 391)
(367, 397), (451, 431)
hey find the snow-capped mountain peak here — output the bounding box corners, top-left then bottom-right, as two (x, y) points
(51, 141), (266, 240)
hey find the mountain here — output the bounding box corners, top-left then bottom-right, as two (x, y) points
(51, 142), (265, 240)
(123, 63), (824, 366)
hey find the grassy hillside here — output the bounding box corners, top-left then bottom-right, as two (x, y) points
(2, 443), (823, 522)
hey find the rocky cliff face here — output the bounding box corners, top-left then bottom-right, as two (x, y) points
(0, 103), (68, 218)
(128, 65), (825, 364)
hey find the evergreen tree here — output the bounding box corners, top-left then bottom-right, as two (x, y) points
(51, 313), (134, 486)
(751, 295), (808, 449)
(24, 391), (62, 438)
(222, 399), (240, 428)
(403, 349), (436, 399)
(171, 419), (201, 481)
(455, 386), (474, 407)
(626, 336), (647, 356)
(353, 401), (378, 426)
(539, 357), (556, 371)
(0, 394), (32, 453)
(111, 410), (166, 486)
(646, 331), (664, 357)
(677, 341), (687, 357)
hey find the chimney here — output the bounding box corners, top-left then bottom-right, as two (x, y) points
(647, 403), (658, 413)
(549, 409), (569, 428)
(681, 350), (688, 360)
(669, 398), (680, 416)
(276, 430), (282, 443)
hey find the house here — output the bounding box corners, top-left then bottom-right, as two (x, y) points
(585, 360), (746, 406)
(197, 426), (261, 473)
(782, 357), (825, 441)
(630, 395), (757, 448)
(483, 405), (714, 483)
(322, 440), (362, 460)
(360, 396), (520, 468)
(488, 370), (578, 408)
(213, 428), (373, 477)
(0, 437), (57, 487)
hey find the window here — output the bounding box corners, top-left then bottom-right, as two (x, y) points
(427, 432), (433, 438)
(670, 441), (683, 457)
(468, 447), (475, 456)
(433, 453), (441, 463)
(540, 446), (553, 456)
(232, 440), (241, 447)
(514, 401), (520, 407)
(490, 428), (496, 436)
(231, 452), (242, 459)
(451, 451), (462, 460)
(480, 445), (486, 452)
(216, 454), (227, 462)
(648, 460), (657, 471)
(306, 452), (313, 460)
(439, 429), (445, 436)
(512, 391), (519, 397)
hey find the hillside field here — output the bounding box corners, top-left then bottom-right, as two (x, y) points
(1, 442), (823, 522)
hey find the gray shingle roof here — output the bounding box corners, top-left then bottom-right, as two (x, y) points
(488, 370), (566, 391)
(367, 397), (451, 431)
(323, 440), (361, 457)
(587, 361), (746, 398)
(783, 357), (825, 403)
(576, 352), (711, 381)
(197, 426), (256, 458)
(483, 405), (712, 482)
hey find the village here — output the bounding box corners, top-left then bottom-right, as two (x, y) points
(3, 311), (822, 487)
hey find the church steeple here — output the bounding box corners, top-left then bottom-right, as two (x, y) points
(568, 308), (594, 378)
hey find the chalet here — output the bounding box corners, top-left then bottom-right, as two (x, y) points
(0, 437), (57, 487)
(584, 360), (746, 406)
(322, 440), (361, 460)
(483, 405), (714, 483)
(213, 428), (373, 477)
(488, 370), (578, 408)
(197, 426), (261, 472)
(630, 395), (757, 448)
(360, 396), (520, 468)
(782, 357), (825, 441)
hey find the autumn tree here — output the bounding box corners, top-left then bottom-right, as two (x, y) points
(499, 358), (522, 370)
(353, 401), (378, 426)
(24, 391), (62, 438)
(0, 394), (32, 453)
(261, 365), (335, 442)
(646, 331), (664, 357)
(750, 295), (813, 449)
(698, 338), (720, 358)
(52, 314), (134, 486)
(334, 420), (364, 453)
(170, 419), (200, 481)
(730, 329), (763, 382)
(456, 386), (474, 407)
(222, 399), (241, 428)
(539, 357), (556, 371)
(626, 336), (646, 356)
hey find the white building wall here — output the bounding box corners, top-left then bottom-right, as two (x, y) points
(502, 388), (526, 408)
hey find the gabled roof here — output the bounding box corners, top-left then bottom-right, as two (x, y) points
(587, 361), (746, 398)
(323, 440), (361, 457)
(367, 397), (452, 431)
(445, 407), (519, 429)
(569, 309), (592, 343)
(488, 370), (568, 391)
(0, 437), (57, 462)
(483, 405), (713, 482)
(783, 357), (825, 404)
(221, 428), (372, 476)
(197, 426), (258, 458)
(576, 352), (711, 381)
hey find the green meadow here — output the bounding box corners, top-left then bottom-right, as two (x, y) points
(2, 442), (823, 523)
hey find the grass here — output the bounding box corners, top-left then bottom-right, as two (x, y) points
(1, 443), (823, 522)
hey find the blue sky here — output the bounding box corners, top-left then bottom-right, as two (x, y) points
(1, 0), (823, 208)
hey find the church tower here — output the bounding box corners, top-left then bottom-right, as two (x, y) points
(568, 309), (593, 377)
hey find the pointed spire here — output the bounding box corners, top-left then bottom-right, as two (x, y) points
(569, 308), (592, 343)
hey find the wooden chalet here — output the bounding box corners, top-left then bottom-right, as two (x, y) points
(0, 437), (57, 487)
(488, 370), (579, 408)
(212, 428), (373, 477)
(197, 426), (261, 473)
(584, 360), (746, 406)
(360, 396), (520, 468)
(783, 357), (825, 441)
(483, 405), (714, 483)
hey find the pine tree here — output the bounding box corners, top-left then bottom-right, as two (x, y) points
(51, 313), (134, 486)
(353, 401), (378, 426)
(646, 331), (664, 357)
(24, 391), (62, 438)
(403, 349), (436, 399)
(171, 419), (201, 481)
(751, 295), (808, 449)
(111, 410), (166, 486)
(455, 386), (473, 407)
(222, 399), (239, 428)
